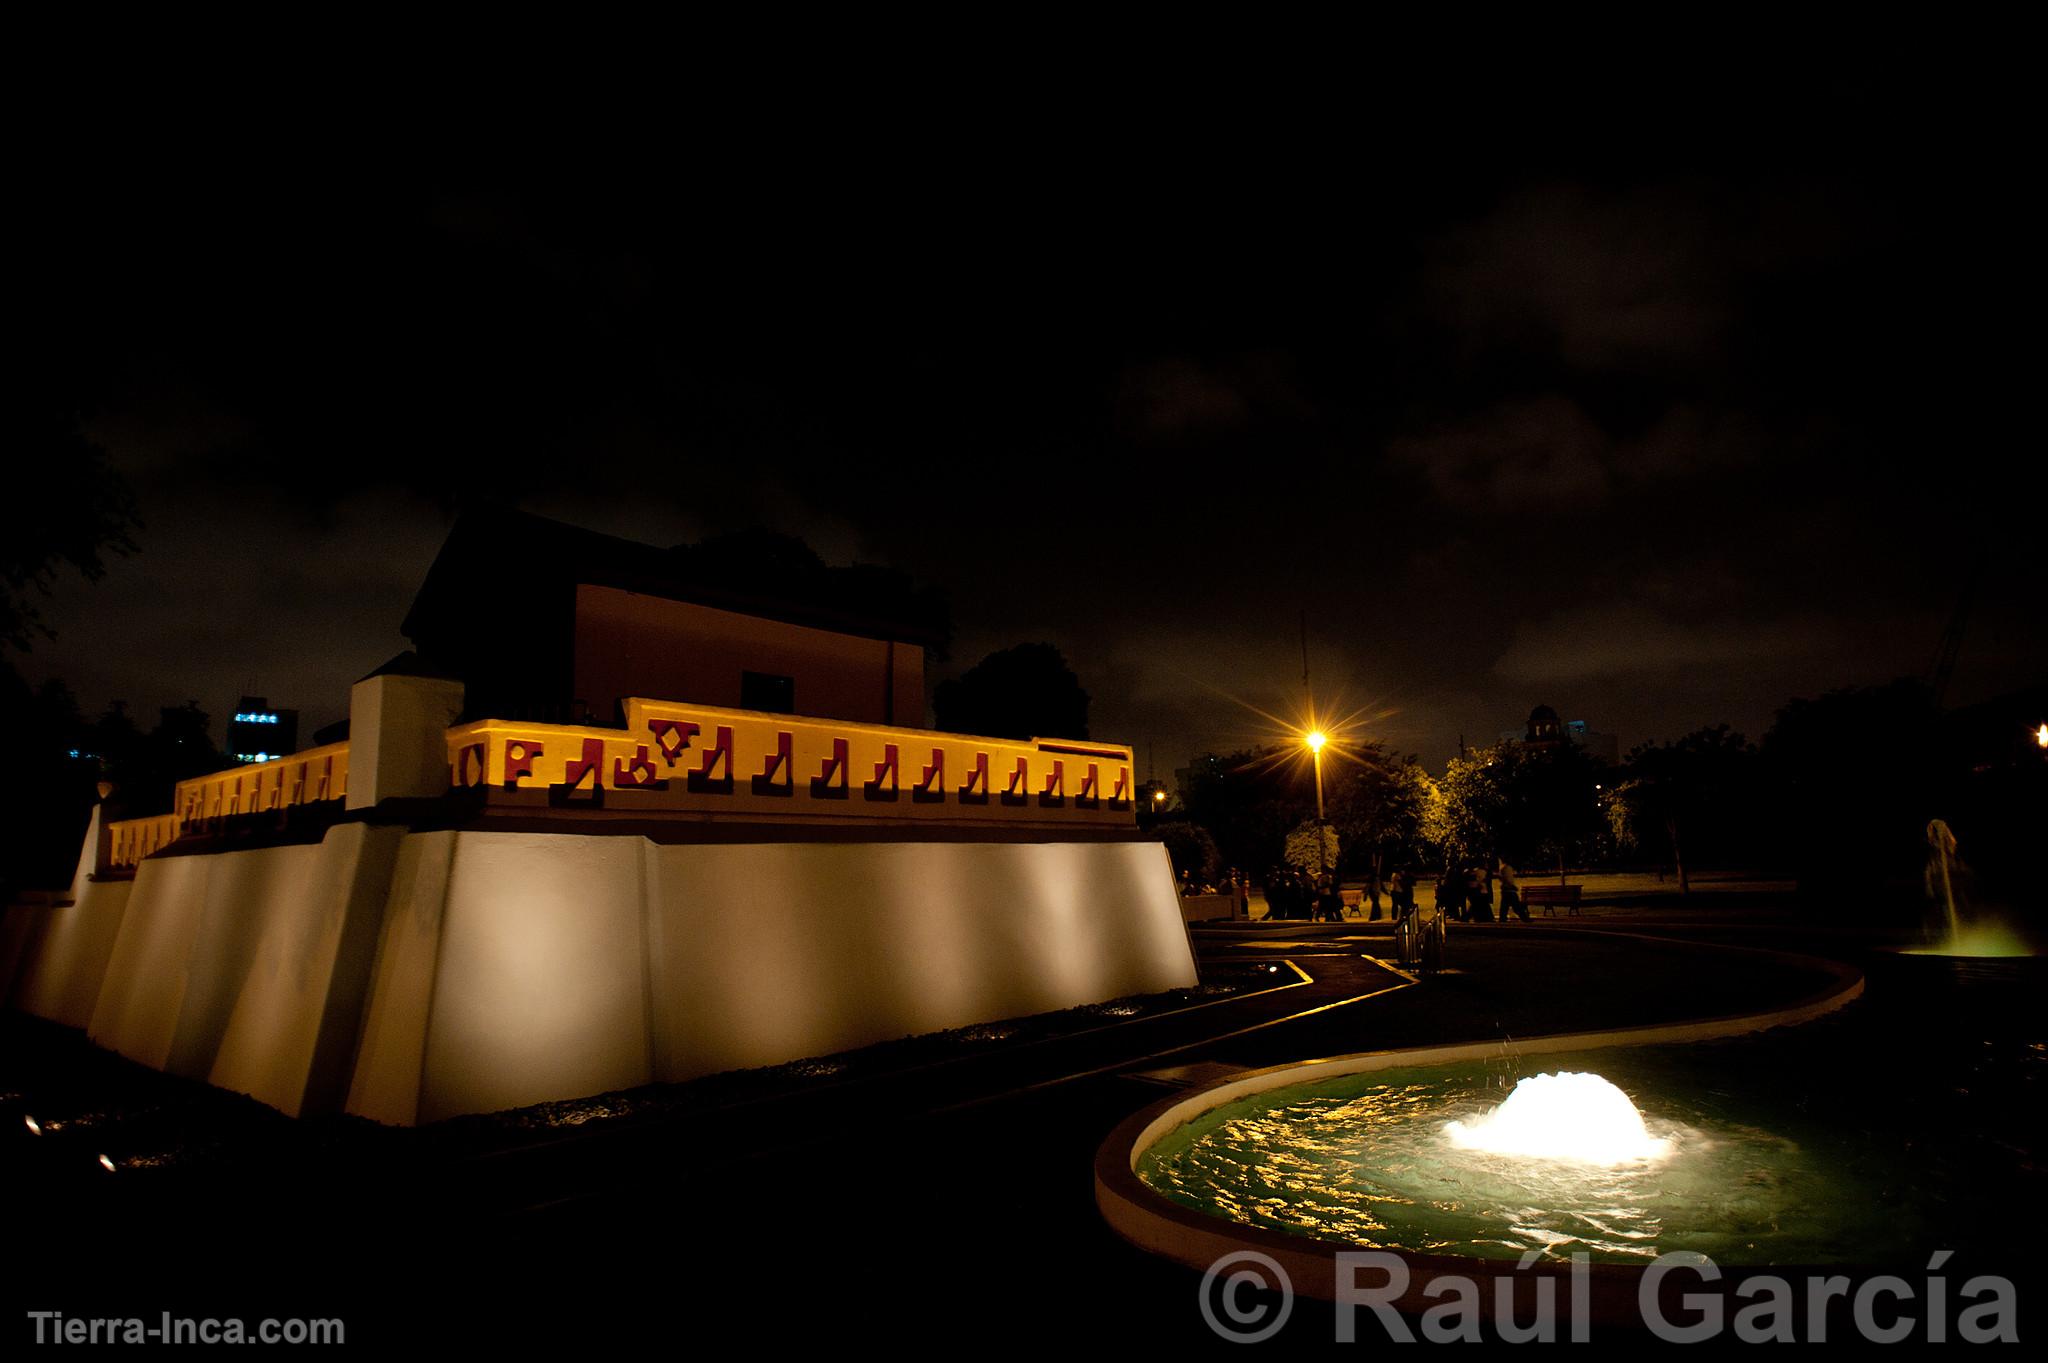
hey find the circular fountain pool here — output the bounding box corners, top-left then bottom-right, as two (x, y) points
(1133, 1048), (1923, 1266)
(1097, 945), (2045, 1329)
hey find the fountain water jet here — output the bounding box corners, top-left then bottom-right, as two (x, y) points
(1925, 818), (1963, 940)
(1443, 1071), (1673, 1165)
(1910, 819), (2031, 958)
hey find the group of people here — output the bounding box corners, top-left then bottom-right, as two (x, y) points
(1183, 860), (1531, 924)
(1434, 861), (1529, 923)
(1249, 862), (1529, 924)
(1264, 866), (1424, 923)
(1261, 867), (1344, 921)
(1178, 867), (1254, 918)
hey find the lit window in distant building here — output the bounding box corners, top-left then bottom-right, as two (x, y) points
(226, 696), (298, 765)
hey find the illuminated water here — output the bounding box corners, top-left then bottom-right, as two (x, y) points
(1136, 1045), (1950, 1266)
(1904, 922), (2032, 958)
(1916, 818), (2034, 957)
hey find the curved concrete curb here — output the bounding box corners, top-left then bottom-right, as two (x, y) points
(1094, 942), (1865, 1321)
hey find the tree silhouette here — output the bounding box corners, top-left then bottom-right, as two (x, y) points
(1154, 821), (1222, 884)
(0, 404), (138, 894)
(1607, 725), (1755, 894)
(2, 406), (138, 654)
(1324, 745), (1437, 894)
(1430, 740), (1607, 881)
(932, 643), (1089, 740)
(1174, 746), (1305, 875)
(1761, 678), (1942, 896)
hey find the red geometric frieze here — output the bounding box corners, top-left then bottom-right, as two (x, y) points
(1001, 756), (1030, 806)
(558, 737), (607, 803)
(687, 726), (735, 794)
(958, 751), (990, 804)
(864, 743), (899, 802)
(811, 738), (850, 799)
(752, 731), (794, 796)
(1039, 759), (1066, 807)
(649, 718), (699, 767)
(504, 740), (543, 788)
(613, 744), (665, 789)
(913, 747), (945, 804)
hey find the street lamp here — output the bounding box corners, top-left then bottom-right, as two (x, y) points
(1303, 728), (1334, 893)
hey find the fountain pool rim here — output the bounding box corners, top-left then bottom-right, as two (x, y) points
(1880, 943), (2041, 962)
(1094, 948), (1865, 1317)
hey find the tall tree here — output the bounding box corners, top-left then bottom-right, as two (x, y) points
(1325, 744), (1436, 896)
(1761, 678), (1943, 894)
(1429, 740), (1608, 881)
(0, 674), (96, 895)
(1153, 820), (1222, 884)
(1283, 820), (1340, 877)
(0, 405), (139, 894)
(1177, 746), (1312, 876)
(1607, 725), (1755, 894)
(3, 407), (138, 654)
(933, 642), (1089, 740)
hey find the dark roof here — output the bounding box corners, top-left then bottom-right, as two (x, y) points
(402, 509), (950, 650)
(356, 651), (463, 684)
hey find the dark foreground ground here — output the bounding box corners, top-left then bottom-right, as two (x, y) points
(4, 899), (2043, 1347)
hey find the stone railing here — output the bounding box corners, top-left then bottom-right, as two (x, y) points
(103, 742), (351, 870)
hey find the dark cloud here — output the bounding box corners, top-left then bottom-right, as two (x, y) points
(17, 65), (2046, 773)
(1425, 184), (1740, 371)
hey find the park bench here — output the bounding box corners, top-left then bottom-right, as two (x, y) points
(1521, 884), (1583, 916)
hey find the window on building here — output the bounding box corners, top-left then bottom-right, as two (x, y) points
(741, 671), (796, 714)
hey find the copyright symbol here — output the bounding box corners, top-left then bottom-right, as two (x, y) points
(1198, 1249), (1294, 1342)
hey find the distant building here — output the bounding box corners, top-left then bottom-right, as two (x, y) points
(1499, 704), (1619, 765)
(225, 696), (298, 764)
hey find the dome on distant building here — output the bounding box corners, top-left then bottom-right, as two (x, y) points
(1526, 705), (1563, 742)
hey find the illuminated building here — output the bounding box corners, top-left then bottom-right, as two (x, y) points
(225, 696), (298, 764)
(1499, 705), (1620, 765)
(0, 515), (1191, 1125)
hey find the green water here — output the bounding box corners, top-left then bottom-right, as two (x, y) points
(1136, 1046), (1936, 1266)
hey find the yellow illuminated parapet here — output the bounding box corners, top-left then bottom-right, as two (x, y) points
(102, 744), (351, 871)
(176, 743), (350, 826)
(107, 813), (180, 869)
(447, 698), (1136, 825)
(102, 701), (1134, 868)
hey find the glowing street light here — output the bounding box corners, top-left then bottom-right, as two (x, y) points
(2036, 723), (2048, 750)
(1304, 729), (1327, 821)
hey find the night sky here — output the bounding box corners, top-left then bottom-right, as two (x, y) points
(20, 65), (2044, 772)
